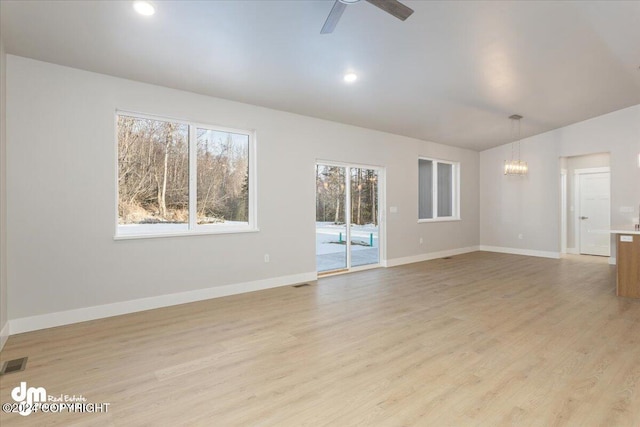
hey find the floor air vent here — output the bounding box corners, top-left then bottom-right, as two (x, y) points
(292, 284), (311, 288)
(0, 357), (28, 375)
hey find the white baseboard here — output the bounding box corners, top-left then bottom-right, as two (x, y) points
(566, 247), (615, 264)
(9, 272), (317, 335)
(479, 245), (560, 259)
(0, 321), (9, 351)
(385, 246), (480, 268)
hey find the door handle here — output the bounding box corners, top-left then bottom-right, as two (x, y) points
(580, 216), (589, 220)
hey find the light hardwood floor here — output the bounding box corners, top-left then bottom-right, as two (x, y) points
(1, 252), (639, 426)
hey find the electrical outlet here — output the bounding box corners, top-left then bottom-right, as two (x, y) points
(419, 237), (423, 244)
(518, 234), (524, 240)
(264, 254), (270, 263)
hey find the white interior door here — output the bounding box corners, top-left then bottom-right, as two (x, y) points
(579, 172), (610, 256)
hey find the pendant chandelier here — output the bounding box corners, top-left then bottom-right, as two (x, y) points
(504, 114), (528, 176)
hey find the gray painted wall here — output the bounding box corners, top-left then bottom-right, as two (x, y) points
(0, 29), (8, 344)
(5, 54), (637, 328)
(6, 55), (480, 321)
(481, 105), (640, 256)
(480, 129), (562, 254)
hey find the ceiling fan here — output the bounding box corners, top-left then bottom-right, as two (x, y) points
(321, 0), (414, 34)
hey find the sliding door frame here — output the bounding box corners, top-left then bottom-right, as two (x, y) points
(316, 160), (386, 275)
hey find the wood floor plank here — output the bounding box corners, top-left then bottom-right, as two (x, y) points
(1, 252), (638, 426)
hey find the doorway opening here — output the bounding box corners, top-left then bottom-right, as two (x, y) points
(315, 162), (384, 274)
(560, 153), (611, 258)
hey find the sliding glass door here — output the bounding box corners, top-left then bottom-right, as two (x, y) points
(349, 167), (379, 267)
(315, 165), (348, 272)
(316, 163), (381, 273)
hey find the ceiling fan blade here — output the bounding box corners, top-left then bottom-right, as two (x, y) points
(321, 1), (347, 34)
(365, 0), (414, 21)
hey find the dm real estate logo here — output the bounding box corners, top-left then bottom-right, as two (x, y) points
(4, 382), (110, 417)
(10, 382), (46, 416)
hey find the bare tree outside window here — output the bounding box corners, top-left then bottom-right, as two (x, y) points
(118, 116), (189, 228)
(315, 165), (378, 226)
(117, 114), (253, 236)
(196, 129), (249, 224)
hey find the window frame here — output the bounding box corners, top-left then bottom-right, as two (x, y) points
(418, 157), (461, 223)
(114, 110), (258, 240)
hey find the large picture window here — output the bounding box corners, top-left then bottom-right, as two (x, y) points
(116, 112), (255, 238)
(418, 158), (460, 221)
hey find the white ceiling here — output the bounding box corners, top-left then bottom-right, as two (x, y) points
(1, 0), (639, 150)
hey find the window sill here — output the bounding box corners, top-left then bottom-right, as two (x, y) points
(418, 217), (461, 223)
(114, 227), (259, 241)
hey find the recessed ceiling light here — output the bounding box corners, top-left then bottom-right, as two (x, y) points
(133, 1), (155, 16)
(344, 72), (358, 83)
